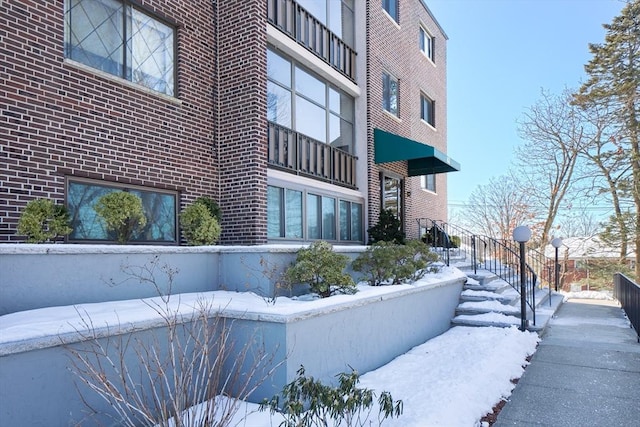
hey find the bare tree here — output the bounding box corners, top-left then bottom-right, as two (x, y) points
(463, 173), (538, 240)
(515, 89), (589, 249)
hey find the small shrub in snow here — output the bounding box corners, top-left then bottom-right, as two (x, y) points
(260, 365), (403, 427)
(17, 198), (72, 243)
(367, 208), (405, 244)
(285, 241), (356, 298)
(353, 240), (439, 285)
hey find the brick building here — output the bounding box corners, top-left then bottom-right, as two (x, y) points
(1, 0), (459, 245)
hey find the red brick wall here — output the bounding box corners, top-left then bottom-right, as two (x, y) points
(0, 0), (268, 244)
(366, 0), (449, 240)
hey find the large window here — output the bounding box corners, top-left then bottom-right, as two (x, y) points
(421, 93), (435, 127)
(383, 175), (402, 220)
(297, 0), (355, 47)
(419, 26), (434, 61)
(383, 72), (399, 117)
(382, 0), (398, 22)
(66, 178), (177, 243)
(267, 48), (355, 153)
(268, 185), (362, 242)
(65, 0), (175, 96)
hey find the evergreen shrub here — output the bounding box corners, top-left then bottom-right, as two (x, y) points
(367, 209), (405, 244)
(17, 199), (72, 243)
(94, 192), (147, 244)
(180, 201), (221, 245)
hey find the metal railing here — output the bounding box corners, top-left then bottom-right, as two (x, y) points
(268, 121), (357, 188)
(418, 218), (540, 326)
(614, 273), (640, 343)
(267, 0), (356, 81)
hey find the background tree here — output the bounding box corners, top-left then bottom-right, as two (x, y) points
(515, 89), (589, 250)
(463, 173), (538, 240)
(574, 0), (640, 279)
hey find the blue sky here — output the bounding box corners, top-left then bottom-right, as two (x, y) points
(424, 0), (626, 210)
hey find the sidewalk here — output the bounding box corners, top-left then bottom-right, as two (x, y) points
(494, 298), (640, 427)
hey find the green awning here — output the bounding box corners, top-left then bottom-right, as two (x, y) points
(374, 128), (460, 176)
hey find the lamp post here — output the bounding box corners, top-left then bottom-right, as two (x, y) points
(513, 225), (531, 332)
(551, 237), (562, 292)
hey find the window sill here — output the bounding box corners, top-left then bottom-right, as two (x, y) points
(420, 51), (436, 66)
(383, 109), (402, 123)
(420, 119), (436, 131)
(382, 10), (401, 29)
(64, 59), (181, 105)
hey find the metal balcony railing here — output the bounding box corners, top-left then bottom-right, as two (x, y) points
(267, 0), (356, 81)
(268, 121), (357, 189)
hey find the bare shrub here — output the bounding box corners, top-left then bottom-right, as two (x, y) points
(67, 258), (280, 426)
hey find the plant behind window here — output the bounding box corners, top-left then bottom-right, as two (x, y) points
(94, 191), (147, 244)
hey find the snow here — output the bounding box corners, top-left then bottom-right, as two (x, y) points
(0, 265), (541, 426)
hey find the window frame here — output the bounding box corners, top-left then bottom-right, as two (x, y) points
(267, 184), (363, 243)
(421, 93), (435, 127)
(382, 0), (399, 23)
(64, 0), (177, 97)
(267, 47), (355, 154)
(419, 25), (434, 62)
(382, 71), (399, 117)
(421, 174), (436, 193)
(65, 176), (179, 244)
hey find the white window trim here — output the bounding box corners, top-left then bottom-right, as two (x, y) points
(419, 24), (435, 65)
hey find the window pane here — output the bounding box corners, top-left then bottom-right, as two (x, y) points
(267, 49), (291, 88)
(285, 189), (303, 238)
(329, 88), (354, 121)
(295, 66), (326, 104)
(298, 0), (327, 25)
(67, 180), (176, 242)
(267, 81), (292, 127)
(67, 0), (124, 76)
(329, 113), (353, 153)
(322, 196), (336, 240)
(383, 176), (401, 218)
(267, 186), (283, 237)
(383, 73), (398, 116)
(307, 194), (321, 239)
(351, 202), (362, 241)
(382, 0), (398, 21)
(128, 7), (174, 96)
(339, 200), (349, 240)
(296, 96), (326, 142)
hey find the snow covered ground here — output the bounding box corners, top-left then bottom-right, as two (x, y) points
(1, 266), (542, 426)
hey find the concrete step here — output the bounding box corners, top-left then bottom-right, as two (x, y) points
(460, 289), (516, 304)
(455, 300), (521, 316)
(451, 312), (521, 328)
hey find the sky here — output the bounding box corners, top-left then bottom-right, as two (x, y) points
(424, 0), (627, 211)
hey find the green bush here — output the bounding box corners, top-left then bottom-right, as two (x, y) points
(260, 365), (403, 427)
(285, 241), (356, 298)
(17, 199), (72, 243)
(193, 196), (221, 221)
(353, 240), (439, 285)
(180, 202), (221, 245)
(367, 209), (405, 244)
(94, 192), (147, 244)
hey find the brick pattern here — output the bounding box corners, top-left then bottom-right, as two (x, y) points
(0, 0), (269, 244)
(366, 0), (449, 240)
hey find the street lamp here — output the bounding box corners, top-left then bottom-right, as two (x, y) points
(551, 237), (562, 292)
(513, 225), (531, 331)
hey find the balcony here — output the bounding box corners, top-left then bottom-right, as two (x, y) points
(267, 0), (356, 82)
(268, 121), (357, 189)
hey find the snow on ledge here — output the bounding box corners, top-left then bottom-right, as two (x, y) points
(0, 267), (467, 356)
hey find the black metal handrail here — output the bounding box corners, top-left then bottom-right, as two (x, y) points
(267, 0), (356, 81)
(614, 273), (640, 343)
(418, 218), (540, 326)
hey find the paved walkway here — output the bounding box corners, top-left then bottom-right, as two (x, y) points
(494, 298), (640, 427)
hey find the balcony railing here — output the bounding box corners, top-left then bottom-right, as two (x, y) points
(267, 0), (356, 82)
(268, 121), (357, 189)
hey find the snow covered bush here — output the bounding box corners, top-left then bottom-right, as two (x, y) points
(94, 191), (147, 243)
(285, 241), (356, 298)
(259, 365), (403, 427)
(352, 240), (439, 286)
(17, 198), (72, 243)
(367, 208), (405, 244)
